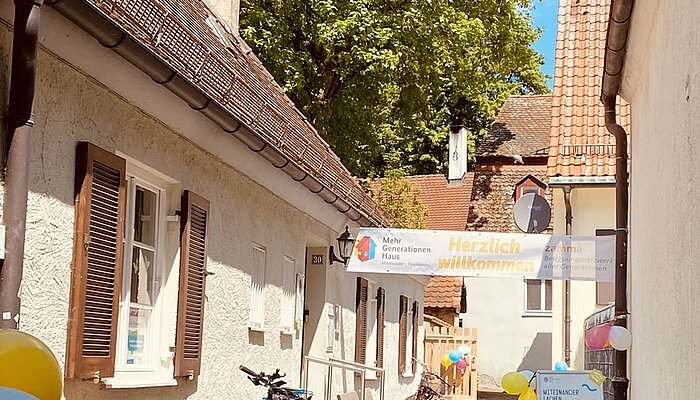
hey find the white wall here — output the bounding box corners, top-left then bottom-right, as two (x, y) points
(619, 1), (700, 398)
(460, 277), (552, 390)
(549, 187), (615, 370)
(0, 8), (425, 400)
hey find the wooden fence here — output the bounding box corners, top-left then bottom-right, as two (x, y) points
(424, 325), (478, 399)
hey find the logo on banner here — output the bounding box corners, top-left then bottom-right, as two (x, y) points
(354, 236), (377, 262)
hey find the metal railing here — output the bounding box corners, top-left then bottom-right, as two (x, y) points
(584, 304), (615, 400)
(303, 355), (385, 400)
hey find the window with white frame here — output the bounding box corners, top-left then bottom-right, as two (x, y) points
(525, 279), (552, 314)
(116, 175), (168, 369)
(249, 245), (267, 329)
(280, 256), (295, 333)
(326, 304), (340, 352)
(66, 142), (211, 385)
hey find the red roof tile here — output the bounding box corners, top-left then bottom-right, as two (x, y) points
(406, 174), (474, 231)
(424, 276), (463, 309)
(547, 0), (631, 177)
(467, 164), (552, 233)
(478, 95), (552, 158)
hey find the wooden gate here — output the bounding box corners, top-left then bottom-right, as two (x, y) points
(424, 325), (478, 399)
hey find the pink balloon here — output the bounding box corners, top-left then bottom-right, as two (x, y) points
(456, 358), (468, 371)
(586, 323), (611, 350)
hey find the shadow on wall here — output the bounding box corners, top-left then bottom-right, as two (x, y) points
(517, 332), (552, 372)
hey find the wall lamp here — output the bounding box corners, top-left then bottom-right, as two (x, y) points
(330, 226), (355, 265)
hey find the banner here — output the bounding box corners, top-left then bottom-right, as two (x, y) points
(536, 371), (604, 400)
(345, 228), (615, 282)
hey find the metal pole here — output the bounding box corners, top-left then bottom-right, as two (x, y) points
(562, 185), (573, 365)
(0, 0), (43, 329)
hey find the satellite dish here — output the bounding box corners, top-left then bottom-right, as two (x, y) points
(513, 193), (551, 233)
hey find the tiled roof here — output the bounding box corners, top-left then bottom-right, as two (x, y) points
(72, 0), (387, 226)
(406, 174), (474, 231)
(547, 0), (631, 177)
(424, 276), (463, 309)
(478, 95), (552, 158)
(467, 164), (552, 233)
(405, 174), (472, 310)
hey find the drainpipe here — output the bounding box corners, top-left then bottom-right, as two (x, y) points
(562, 185), (573, 366)
(0, 0), (43, 329)
(601, 0), (633, 398)
(603, 97), (629, 400)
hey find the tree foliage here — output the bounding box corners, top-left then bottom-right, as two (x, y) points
(364, 171), (428, 229)
(240, 0), (548, 177)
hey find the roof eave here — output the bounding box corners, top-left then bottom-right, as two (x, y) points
(46, 0), (388, 227)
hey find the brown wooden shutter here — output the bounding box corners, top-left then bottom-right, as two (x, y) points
(398, 295), (408, 375)
(66, 142), (127, 380)
(355, 277), (368, 365)
(376, 287), (385, 369)
(175, 190), (210, 378)
(412, 301), (419, 374)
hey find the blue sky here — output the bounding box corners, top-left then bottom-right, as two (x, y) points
(531, 0), (559, 89)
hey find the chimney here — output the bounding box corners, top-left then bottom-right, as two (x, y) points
(205, 0), (241, 33)
(448, 125), (468, 181)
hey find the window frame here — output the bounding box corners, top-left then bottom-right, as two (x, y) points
(114, 174), (169, 372)
(523, 279), (553, 316)
(249, 244), (268, 330)
(280, 256), (296, 334)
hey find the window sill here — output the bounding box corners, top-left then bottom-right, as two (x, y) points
(248, 326), (268, 333)
(102, 377), (178, 389)
(522, 311), (552, 318)
(401, 372), (415, 378)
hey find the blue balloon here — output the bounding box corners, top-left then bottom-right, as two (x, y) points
(448, 350), (462, 363)
(0, 387), (38, 400)
(554, 361), (569, 371)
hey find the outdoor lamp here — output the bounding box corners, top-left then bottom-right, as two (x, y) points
(330, 226), (355, 264)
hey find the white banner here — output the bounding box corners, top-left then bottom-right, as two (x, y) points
(345, 228), (615, 282)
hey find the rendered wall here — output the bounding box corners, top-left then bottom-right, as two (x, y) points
(0, 12), (423, 400)
(620, 0), (700, 398)
(460, 277), (552, 391)
(549, 187), (615, 370)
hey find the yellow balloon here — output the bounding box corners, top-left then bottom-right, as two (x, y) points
(589, 369), (607, 386)
(518, 387), (537, 400)
(441, 354), (452, 367)
(501, 371), (528, 395)
(0, 330), (62, 400)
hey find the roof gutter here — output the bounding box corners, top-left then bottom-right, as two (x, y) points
(601, 1), (634, 399)
(0, 0), (43, 329)
(45, 0), (379, 227)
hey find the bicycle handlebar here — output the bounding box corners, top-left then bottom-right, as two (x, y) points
(239, 365), (257, 377)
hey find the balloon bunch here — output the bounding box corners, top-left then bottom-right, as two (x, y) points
(585, 323), (632, 351)
(501, 370), (536, 400)
(439, 344), (471, 373)
(0, 330), (62, 400)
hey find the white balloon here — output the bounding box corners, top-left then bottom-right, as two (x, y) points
(458, 344), (471, 356)
(608, 326), (632, 351)
(520, 370), (534, 382)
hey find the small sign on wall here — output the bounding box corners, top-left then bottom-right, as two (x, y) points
(310, 254), (324, 266)
(536, 371), (603, 400)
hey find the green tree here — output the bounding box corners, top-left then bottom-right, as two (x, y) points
(241, 0), (547, 177)
(364, 171), (428, 229)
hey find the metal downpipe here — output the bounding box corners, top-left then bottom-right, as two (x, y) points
(603, 95), (629, 400)
(562, 185), (573, 366)
(0, 0), (43, 329)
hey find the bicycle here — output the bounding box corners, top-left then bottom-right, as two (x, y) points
(406, 358), (453, 400)
(240, 365), (313, 400)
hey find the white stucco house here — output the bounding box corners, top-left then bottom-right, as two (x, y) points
(0, 0), (426, 399)
(545, 0), (629, 372)
(600, 0), (700, 398)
